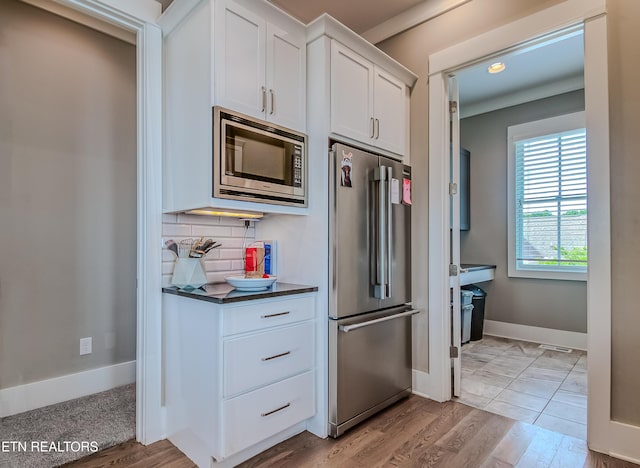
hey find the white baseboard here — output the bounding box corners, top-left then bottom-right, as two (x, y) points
(0, 360), (136, 417)
(412, 369), (446, 402)
(607, 421), (640, 464)
(483, 320), (587, 351)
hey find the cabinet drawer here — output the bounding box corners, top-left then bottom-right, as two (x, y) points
(224, 321), (313, 397)
(222, 370), (314, 457)
(221, 295), (314, 336)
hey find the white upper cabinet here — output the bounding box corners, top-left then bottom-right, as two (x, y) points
(161, 0), (309, 214)
(214, 1), (265, 118)
(373, 66), (406, 156)
(267, 24), (306, 131)
(215, 0), (306, 132)
(330, 41), (374, 145)
(329, 39), (409, 157)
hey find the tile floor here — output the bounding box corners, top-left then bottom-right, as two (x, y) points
(455, 335), (587, 439)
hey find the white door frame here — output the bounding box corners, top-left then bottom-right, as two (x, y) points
(48, 0), (165, 444)
(428, 0), (640, 461)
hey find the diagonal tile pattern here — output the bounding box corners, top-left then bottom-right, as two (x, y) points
(455, 336), (588, 440)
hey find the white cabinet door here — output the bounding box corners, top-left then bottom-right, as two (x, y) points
(266, 23), (305, 132)
(373, 66), (407, 156)
(330, 40), (374, 145)
(215, 0), (266, 119)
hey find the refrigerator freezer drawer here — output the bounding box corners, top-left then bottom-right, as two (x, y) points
(328, 306), (417, 437)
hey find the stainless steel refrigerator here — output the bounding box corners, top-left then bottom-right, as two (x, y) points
(328, 142), (417, 438)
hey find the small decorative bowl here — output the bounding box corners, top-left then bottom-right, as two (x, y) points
(224, 275), (277, 291)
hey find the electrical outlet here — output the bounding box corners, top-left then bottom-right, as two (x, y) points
(80, 337), (92, 355)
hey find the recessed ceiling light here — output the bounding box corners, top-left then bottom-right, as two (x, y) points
(487, 62), (506, 74)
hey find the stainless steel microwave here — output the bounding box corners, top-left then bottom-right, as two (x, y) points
(213, 107), (307, 207)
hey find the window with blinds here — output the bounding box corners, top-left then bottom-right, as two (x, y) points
(515, 128), (587, 271)
(507, 112), (587, 280)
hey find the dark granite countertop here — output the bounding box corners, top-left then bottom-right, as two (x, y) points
(162, 282), (318, 304)
(461, 264), (497, 272)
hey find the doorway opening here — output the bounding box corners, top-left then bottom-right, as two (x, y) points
(0, 1), (139, 465)
(448, 29), (588, 439)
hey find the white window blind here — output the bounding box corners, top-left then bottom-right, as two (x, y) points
(515, 128), (587, 272)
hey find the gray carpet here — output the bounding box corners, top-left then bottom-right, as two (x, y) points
(0, 383), (135, 467)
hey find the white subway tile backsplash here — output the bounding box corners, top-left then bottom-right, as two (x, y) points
(214, 238), (247, 249)
(162, 215), (254, 288)
(219, 249), (243, 260)
(162, 249), (176, 262)
(206, 271), (231, 284)
(204, 260), (233, 271)
(231, 226), (254, 237)
(191, 225), (233, 237)
(162, 262), (175, 275)
(205, 249), (221, 259)
(162, 224), (192, 237)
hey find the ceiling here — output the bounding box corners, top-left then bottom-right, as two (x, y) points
(456, 31), (585, 117)
(158, 0), (426, 32)
(267, 0), (425, 34)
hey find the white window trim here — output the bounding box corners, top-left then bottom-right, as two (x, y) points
(507, 111), (587, 281)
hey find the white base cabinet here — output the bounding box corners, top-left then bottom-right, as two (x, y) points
(164, 292), (316, 467)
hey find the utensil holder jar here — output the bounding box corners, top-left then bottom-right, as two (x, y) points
(171, 258), (207, 289)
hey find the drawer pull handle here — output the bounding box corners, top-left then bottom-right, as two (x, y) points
(261, 311), (290, 319)
(262, 351), (291, 361)
(261, 402), (290, 417)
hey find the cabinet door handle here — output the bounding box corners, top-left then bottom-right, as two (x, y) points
(375, 118), (380, 139)
(370, 117), (375, 138)
(269, 89), (275, 115)
(261, 86), (266, 113)
(261, 350), (291, 361)
(261, 311), (290, 319)
(261, 402), (290, 417)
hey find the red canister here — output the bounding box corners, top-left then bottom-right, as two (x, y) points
(245, 247), (258, 275)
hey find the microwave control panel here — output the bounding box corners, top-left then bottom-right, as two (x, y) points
(293, 146), (303, 188)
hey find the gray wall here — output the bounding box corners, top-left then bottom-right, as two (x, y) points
(377, 0), (640, 426)
(460, 90), (587, 333)
(0, 0), (137, 389)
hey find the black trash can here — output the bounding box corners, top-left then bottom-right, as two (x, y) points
(462, 285), (486, 341)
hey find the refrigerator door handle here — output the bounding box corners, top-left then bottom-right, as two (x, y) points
(374, 166), (387, 299)
(386, 166), (393, 297)
(339, 309), (420, 332)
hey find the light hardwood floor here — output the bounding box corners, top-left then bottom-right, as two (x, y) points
(64, 395), (637, 468)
